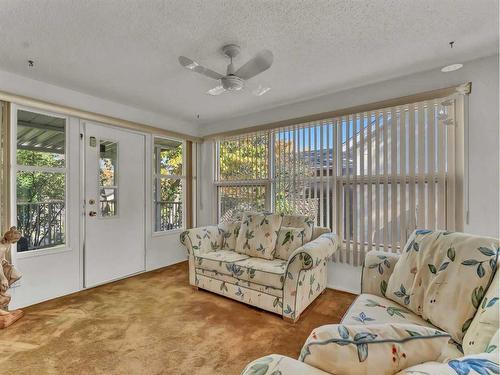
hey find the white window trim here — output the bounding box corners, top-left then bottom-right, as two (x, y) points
(11, 104), (71, 258)
(152, 136), (186, 233)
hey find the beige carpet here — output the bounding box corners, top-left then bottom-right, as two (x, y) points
(0, 261), (355, 375)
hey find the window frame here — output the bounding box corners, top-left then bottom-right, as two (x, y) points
(152, 136), (186, 233)
(214, 132), (273, 220)
(213, 96), (463, 255)
(11, 105), (69, 255)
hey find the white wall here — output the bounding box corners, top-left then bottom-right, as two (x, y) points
(198, 54), (499, 294)
(2, 71), (197, 308)
(0, 69), (198, 137)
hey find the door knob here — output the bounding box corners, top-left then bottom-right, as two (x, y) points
(89, 211), (97, 217)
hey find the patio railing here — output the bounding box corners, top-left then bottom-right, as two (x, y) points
(155, 201), (182, 231)
(16, 200), (65, 252)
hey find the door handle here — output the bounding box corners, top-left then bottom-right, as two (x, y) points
(89, 211), (97, 217)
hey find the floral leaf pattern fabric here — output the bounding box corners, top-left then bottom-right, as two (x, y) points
(283, 232), (338, 320)
(236, 213), (283, 260)
(386, 230), (499, 343)
(218, 221), (241, 250)
(195, 250), (249, 275)
(195, 273), (283, 315)
(241, 355), (330, 375)
(196, 268), (282, 297)
(228, 257), (287, 289)
(180, 226), (221, 255)
(181, 224), (336, 323)
(299, 323), (450, 375)
(396, 352), (499, 375)
(463, 264), (499, 355)
(342, 294), (464, 362)
(274, 227), (308, 260)
(361, 250), (400, 298)
(281, 214), (314, 242)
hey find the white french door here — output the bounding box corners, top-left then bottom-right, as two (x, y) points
(83, 122), (145, 287)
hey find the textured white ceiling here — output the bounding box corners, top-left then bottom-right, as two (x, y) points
(0, 0), (498, 128)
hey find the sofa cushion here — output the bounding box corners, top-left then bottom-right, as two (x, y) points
(396, 352), (500, 375)
(463, 264), (499, 355)
(282, 214), (314, 241)
(299, 323), (450, 375)
(235, 212), (283, 259)
(195, 250), (249, 275)
(242, 355), (330, 375)
(274, 227), (308, 260)
(218, 221), (241, 250)
(233, 257), (288, 289)
(195, 268), (282, 297)
(342, 294), (463, 361)
(386, 230), (499, 343)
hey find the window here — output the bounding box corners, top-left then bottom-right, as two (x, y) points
(215, 93), (465, 265)
(153, 138), (184, 231)
(99, 140), (118, 217)
(15, 109), (67, 252)
(215, 132), (270, 222)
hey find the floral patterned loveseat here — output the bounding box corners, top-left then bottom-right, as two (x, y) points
(242, 230), (500, 374)
(180, 213), (338, 322)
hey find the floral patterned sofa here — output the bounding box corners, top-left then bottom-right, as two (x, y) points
(242, 230), (499, 374)
(180, 213), (338, 322)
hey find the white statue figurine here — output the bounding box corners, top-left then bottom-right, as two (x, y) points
(0, 226), (23, 328)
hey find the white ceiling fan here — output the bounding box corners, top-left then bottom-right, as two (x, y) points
(178, 44), (273, 96)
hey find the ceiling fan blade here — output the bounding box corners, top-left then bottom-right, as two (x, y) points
(178, 56), (224, 80)
(252, 85), (271, 96)
(207, 85), (227, 96)
(235, 50), (273, 80)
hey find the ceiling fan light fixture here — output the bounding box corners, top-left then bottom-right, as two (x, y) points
(221, 75), (244, 91)
(441, 63), (463, 73)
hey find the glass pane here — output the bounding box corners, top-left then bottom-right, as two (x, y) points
(16, 171), (65, 251)
(218, 133), (269, 181)
(218, 185), (266, 222)
(100, 188), (117, 217)
(99, 141), (117, 187)
(16, 109), (65, 168)
(154, 178), (183, 231)
(154, 138), (182, 176)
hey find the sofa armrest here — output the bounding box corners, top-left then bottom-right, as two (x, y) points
(241, 354), (330, 375)
(312, 226), (331, 240)
(361, 250), (400, 297)
(179, 226), (221, 256)
(286, 232), (338, 273)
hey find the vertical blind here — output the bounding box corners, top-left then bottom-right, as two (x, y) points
(214, 93), (465, 265)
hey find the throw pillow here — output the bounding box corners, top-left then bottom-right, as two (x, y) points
(235, 212), (283, 259)
(386, 230), (499, 343)
(218, 221), (241, 250)
(299, 323), (450, 375)
(274, 227), (307, 260)
(462, 262), (499, 355)
(281, 214), (314, 243)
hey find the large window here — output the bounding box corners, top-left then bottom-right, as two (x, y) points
(215, 94), (464, 264)
(15, 109), (67, 252)
(153, 138), (184, 232)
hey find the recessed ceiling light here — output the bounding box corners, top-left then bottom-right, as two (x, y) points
(441, 63), (463, 73)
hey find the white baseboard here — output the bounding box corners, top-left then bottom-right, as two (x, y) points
(327, 283), (360, 295)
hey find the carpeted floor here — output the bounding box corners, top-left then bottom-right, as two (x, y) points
(0, 261), (355, 375)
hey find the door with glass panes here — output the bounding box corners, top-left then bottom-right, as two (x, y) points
(84, 122), (145, 287)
